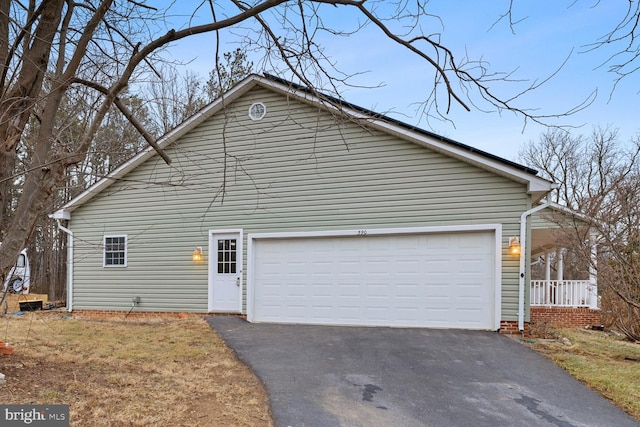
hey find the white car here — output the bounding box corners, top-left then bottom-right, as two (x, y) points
(3, 249), (31, 295)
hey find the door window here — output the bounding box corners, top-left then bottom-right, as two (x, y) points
(217, 239), (237, 274)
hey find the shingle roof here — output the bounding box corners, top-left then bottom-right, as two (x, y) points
(53, 73), (552, 217)
(262, 73), (539, 176)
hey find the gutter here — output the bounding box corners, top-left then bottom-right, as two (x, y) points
(518, 199), (551, 331)
(52, 214), (73, 312)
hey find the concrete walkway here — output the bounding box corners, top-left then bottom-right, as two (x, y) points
(206, 316), (640, 427)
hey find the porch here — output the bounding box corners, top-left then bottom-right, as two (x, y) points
(529, 239), (599, 309)
(530, 215), (599, 310)
(530, 279), (595, 307)
(528, 209), (601, 327)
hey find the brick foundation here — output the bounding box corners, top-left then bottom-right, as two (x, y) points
(71, 309), (599, 331)
(530, 307), (601, 328)
(499, 321), (527, 335)
(71, 310), (245, 321)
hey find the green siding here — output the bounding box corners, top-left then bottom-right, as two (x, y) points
(531, 207), (589, 230)
(70, 86), (530, 319)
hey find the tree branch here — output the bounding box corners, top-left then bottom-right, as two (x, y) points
(72, 77), (171, 165)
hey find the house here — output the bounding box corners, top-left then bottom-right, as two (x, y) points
(52, 73), (579, 332)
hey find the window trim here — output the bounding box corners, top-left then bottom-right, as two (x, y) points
(103, 235), (128, 268)
(248, 102), (266, 121)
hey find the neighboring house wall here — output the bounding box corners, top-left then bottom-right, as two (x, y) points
(69, 86), (530, 319)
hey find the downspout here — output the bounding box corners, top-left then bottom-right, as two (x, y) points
(518, 199), (551, 331)
(56, 220), (74, 312)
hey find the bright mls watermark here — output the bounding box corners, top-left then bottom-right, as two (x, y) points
(1, 405), (69, 426)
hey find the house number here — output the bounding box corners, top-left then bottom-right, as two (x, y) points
(357, 230), (368, 236)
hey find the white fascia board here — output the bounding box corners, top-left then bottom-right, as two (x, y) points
(248, 223), (501, 240)
(263, 80), (554, 198)
(528, 181), (556, 204)
(49, 209), (71, 220)
(378, 123), (554, 197)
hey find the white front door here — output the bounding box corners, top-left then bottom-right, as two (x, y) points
(209, 231), (242, 312)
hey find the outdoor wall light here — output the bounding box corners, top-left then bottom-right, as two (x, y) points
(192, 247), (203, 262)
(508, 236), (521, 255)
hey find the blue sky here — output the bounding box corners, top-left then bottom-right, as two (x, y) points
(161, 1), (638, 163)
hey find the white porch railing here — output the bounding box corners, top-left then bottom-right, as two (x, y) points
(530, 280), (593, 307)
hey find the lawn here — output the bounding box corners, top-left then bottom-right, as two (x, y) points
(0, 312), (273, 426)
(524, 327), (640, 420)
(2, 312), (638, 426)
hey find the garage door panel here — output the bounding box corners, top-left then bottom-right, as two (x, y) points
(252, 231), (495, 329)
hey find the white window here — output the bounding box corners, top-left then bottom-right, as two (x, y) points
(104, 235), (127, 267)
(248, 102), (266, 120)
(217, 238), (237, 274)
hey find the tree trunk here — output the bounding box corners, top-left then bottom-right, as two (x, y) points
(0, 0), (65, 282)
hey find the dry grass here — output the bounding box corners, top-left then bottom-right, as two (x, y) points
(525, 327), (640, 420)
(0, 311), (273, 427)
(8, 311), (637, 425)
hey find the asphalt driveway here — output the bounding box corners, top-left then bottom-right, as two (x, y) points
(206, 316), (640, 427)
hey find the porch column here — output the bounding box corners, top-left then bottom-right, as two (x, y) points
(557, 248), (564, 282)
(545, 251), (552, 304)
(545, 251), (551, 281)
(589, 231), (598, 309)
(557, 249), (565, 306)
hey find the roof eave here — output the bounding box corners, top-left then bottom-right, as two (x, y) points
(257, 74), (554, 198)
(59, 74), (264, 215)
(49, 209), (71, 220)
(58, 73), (555, 217)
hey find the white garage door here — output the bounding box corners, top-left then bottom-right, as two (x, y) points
(250, 230), (496, 329)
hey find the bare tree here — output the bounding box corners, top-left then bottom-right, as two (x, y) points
(145, 67), (207, 135)
(520, 128), (640, 340)
(498, 1), (640, 95)
(206, 48), (254, 101)
(30, 92), (154, 300)
(520, 127), (640, 212)
(585, 0), (640, 92)
(144, 49), (253, 134)
(0, 1), (595, 289)
(35, 53), (252, 299)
